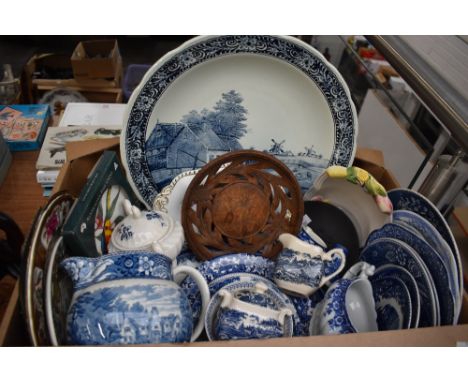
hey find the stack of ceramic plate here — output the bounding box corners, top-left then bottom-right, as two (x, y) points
(360, 188), (463, 329)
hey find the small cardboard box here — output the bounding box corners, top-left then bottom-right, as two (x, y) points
(71, 40), (121, 80)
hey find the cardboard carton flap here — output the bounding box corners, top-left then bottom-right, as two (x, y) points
(65, 138), (120, 161)
(355, 147), (385, 167)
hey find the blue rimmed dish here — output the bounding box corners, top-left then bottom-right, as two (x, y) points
(388, 188), (462, 315)
(371, 264), (420, 328)
(122, 35), (358, 207)
(367, 223), (457, 325)
(360, 237), (439, 327)
(370, 272), (412, 330)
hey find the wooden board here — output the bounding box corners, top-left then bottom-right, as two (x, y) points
(0, 150), (46, 236)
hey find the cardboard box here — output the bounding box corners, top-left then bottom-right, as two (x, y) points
(22, 53), (122, 106)
(3, 141), (467, 346)
(353, 147), (400, 191)
(71, 40), (121, 80)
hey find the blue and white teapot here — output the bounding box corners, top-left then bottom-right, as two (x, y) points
(61, 252), (209, 345)
(108, 200), (185, 259)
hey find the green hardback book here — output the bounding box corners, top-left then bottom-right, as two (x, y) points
(63, 150), (142, 258)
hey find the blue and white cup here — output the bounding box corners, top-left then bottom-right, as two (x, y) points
(274, 233), (346, 297)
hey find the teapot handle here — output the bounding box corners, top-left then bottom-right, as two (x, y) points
(172, 265), (209, 342)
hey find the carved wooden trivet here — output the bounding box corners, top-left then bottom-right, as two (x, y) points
(182, 150), (303, 260)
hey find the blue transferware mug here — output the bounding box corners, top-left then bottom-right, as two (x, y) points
(298, 221), (349, 282)
(61, 252), (209, 345)
(214, 282), (294, 340)
(274, 233), (346, 297)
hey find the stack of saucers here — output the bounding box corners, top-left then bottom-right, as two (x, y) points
(360, 188), (463, 330)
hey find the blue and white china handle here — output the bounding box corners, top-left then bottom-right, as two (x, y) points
(218, 283), (293, 325)
(318, 247), (346, 286)
(172, 265), (210, 341)
(343, 262), (375, 280)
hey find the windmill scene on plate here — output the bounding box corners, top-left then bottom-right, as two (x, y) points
(145, 90), (329, 191)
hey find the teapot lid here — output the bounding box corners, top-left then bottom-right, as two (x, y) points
(110, 200), (175, 251)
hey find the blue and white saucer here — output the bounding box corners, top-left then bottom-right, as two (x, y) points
(371, 264), (420, 328)
(393, 210), (459, 293)
(367, 223), (457, 325)
(370, 272), (412, 330)
(360, 237), (439, 327)
(388, 188), (462, 314)
(205, 280), (295, 341)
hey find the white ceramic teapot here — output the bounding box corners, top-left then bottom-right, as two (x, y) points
(108, 199), (184, 259)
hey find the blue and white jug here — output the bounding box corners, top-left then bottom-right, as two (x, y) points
(61, 252), (209, 345)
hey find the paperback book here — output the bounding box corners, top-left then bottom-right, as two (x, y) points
(36, 125), (121, 170)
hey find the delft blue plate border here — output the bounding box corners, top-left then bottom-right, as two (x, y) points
(367, 223), (456, 325)
(372, 264), (420, 328)
(360, 237), (439, 328)
(388, 188), (462, 310)
(124, 35), (358, 206)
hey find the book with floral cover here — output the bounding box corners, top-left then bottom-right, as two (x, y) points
(62, 151), (142, 258)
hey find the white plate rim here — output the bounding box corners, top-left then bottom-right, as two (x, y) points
(44, 236), (63, 346)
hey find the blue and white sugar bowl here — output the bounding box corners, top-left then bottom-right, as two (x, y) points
(206, 281), (294, 341)
(61, 252), (210, 345)
(108, 199), (184, 259)
(309, 262), (377, 336)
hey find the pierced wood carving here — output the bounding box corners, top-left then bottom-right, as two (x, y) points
(182, 150), (303, 260)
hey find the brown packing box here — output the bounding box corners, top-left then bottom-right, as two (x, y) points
(32, 63), (123, 89)
(353, 147), (400, 191)
(22, 54), (123, 105)
(71, 40), (121, 80)
(2, 140), (467, 346)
